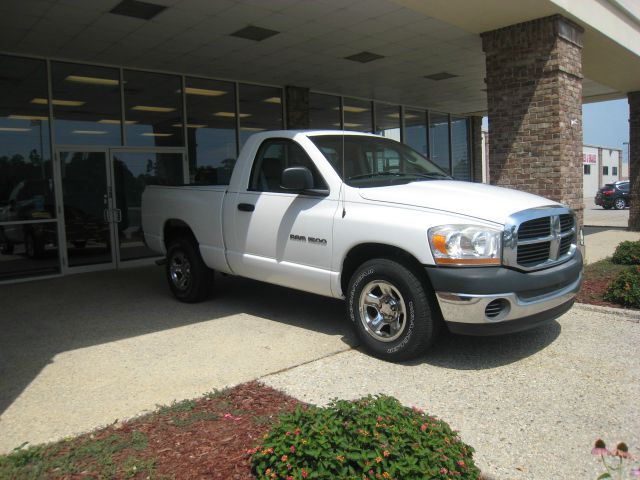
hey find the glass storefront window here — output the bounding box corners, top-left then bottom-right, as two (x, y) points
(429, 111), (450, 173)
(238, 84), (283, 148)
(404, 108), (428, 157)
(309, 93), (341, 130)
(0, 55), (59, 279)
(185, 77), (237, 185)
(51, 62), (122, 146)
(374, 103), (400, 141)
(342, 98), (372, 133)
(451, 116), (470, 180)
(123, 70), (183, 147)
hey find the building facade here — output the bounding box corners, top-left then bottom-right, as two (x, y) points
(582, 144), (627, 199)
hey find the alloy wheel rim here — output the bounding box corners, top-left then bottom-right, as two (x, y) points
(358, 280), (407, 342)
(169, 251), (191, 291)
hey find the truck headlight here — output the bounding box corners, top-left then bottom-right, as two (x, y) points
(428, 225), (502, 266)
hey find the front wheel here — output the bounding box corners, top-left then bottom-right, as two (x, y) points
(166, 237), (214, 303)
(614, 198), (626, 210)
(347, 258), (438, 362)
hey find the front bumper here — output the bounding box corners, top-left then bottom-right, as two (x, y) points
(426, 250), (583, 335)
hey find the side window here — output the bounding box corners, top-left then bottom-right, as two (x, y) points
(620, 182), (629, 192)
(249, 139), (328, 192)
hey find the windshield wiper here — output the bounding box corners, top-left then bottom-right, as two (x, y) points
(346, 172), (403, 180)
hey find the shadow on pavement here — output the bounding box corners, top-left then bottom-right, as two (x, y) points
(0, 266), (356, 417)
(402, 319), (562, 370)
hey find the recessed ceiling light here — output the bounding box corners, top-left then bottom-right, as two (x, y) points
(334, 122), (362, 128)
(73, 130), (108, 135)
(31, 98), (85, 107)
(179, 87), (227, 97)
(340, 106), (368, 113)
(424, 72), (458, 81)
(98, 119), (138, 125)
(109, 0), (166, 20)
(344, 51), (384, 63)
(214, 112), (250, 118)
(65, 75), (119, 86)
(141, 132), (173, 137)
(173, 123), (207, 128)
(230, 25), (280, 42)
(0, 127), (31, 132)
(8, 115), (48, 121)
(132, 105), (176, 113)
(387, 113), (418, 120)
(263, 97), (282, 104)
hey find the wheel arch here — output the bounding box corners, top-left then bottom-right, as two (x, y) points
(163, 218), (198, 249)
(340, 243), (433, 297)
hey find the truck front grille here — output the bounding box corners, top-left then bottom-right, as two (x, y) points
(503, 207), (577, 272)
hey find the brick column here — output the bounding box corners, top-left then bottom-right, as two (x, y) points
(470, 116), (483, 182)
(285, 85), (309, 129)
(629, 91), (640, 230)
(482, 15), (584, 226)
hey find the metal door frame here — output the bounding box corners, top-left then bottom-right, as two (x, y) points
(107, 147), (188, 269)
(54, 146), (117, 275)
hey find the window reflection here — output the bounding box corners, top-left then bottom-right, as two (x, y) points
(51, 62), (122, 146)
(123, 70), (183, 146)
(451, 116), (470, 180)
(309, 93), (341, 130)
(429, 112), (450, 173)
(404, 109), (428, 157)
(374, 103), (400, 141)
(185, 77), (237, 185)
(238, 84), (283, 148)
(342, 98), (372, 133)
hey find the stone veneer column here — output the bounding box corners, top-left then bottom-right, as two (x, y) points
(470, 116), (483, 182)
(628, 91), (640, 230)
(481, 15), (584, 225)
(285, 85), (310, 129)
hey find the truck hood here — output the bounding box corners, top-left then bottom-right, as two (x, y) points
(357, 180), (559, 225)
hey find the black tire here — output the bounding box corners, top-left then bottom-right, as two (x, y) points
(165, 237), (214, 303)
(603, 205), (612, 210)
(25, 231), (44, 259)
(0, 242), (14, 255)
(347, 258), (438, 362)
(614, 198), (626, 210)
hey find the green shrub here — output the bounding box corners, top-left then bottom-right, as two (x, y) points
(611, 241), (640, 265)
(604, 266), (640, 307)
(249, 395), (480, 480)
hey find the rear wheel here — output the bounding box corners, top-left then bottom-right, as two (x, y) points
(347, 258), (438, 362)
(166, 237), (214, 303)
(614, 198), (626, 210)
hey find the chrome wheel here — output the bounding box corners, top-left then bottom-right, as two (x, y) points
(358, 280), (407, 342)
(614, 198), (626, 210)
(169, 251), (192, 291)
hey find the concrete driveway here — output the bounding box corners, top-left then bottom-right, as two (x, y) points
(0, 266), (354, 453)
(1, 265), (639, 480)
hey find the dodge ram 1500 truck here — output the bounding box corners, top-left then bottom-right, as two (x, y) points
(142, 130), (583, 361)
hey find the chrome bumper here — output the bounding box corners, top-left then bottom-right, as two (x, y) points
(435, 273), (582, 325)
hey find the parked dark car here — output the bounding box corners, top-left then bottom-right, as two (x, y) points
(595, 180), (630, 210)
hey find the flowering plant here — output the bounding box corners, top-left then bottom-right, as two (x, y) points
(249, 394), (479, 480)
(592, 439), (639, 479)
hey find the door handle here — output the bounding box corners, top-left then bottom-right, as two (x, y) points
(237, 203), (255, 212)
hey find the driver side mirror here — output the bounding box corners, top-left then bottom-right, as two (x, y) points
(281, 166), (314, 191)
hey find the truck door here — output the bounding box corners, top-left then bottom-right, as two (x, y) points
(224, 138), (338, 296)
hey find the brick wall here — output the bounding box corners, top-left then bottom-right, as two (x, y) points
(285, 85), (310, 129)
(629, 91), (640, 230)
(481, 15), (584, 226)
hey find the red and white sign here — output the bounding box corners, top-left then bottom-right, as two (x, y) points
(583, 153), (597, 165)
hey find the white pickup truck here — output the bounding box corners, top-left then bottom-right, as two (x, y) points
(142, 130), (583, 361)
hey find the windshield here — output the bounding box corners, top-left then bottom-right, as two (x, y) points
(309, 134), (451, 188)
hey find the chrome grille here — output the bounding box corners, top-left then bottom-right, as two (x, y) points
(503, 207), (577, 271)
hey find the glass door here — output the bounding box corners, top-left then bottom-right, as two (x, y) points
(56, 149), (116, 271)
(109, 149), (186, 265)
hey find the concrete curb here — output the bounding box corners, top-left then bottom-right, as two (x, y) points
(574, 302), (640, 323)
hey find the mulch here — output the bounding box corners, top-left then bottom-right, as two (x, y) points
(575, 269), (624, 309)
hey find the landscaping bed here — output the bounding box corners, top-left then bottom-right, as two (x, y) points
(576, 258), (628, 308)
(0, 382), (301, 480)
